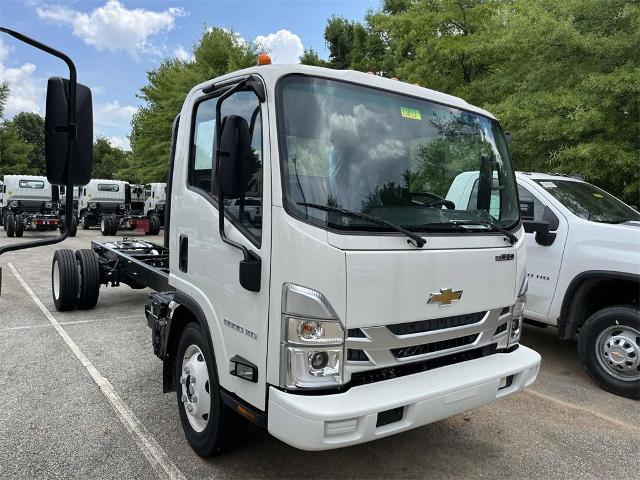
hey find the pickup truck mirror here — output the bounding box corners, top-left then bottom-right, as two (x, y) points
(217, 115), (252, 198)
(522, 220), (556, 246)
(45, 77), (93, 186)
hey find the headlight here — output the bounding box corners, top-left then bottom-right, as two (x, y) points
(45, 201), (52, 208)
(89, 202), (97, 209)
(157, 204), (164, 210)
(280, 284), (344, 389)
(10, 200), (18, 207)
(508, 293), (526, 347)
(119, 204), (126, 210)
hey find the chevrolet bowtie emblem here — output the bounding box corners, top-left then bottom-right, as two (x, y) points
(427, 288), (463, 306)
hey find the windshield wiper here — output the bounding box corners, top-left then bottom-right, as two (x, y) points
(423, 220), (518, 245)
(297, 202), (426, 248)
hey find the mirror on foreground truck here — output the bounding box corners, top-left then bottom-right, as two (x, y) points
(0, 27), (93, 261)
(49, 59), (542, 455)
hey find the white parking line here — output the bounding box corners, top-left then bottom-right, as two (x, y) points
(0, 315), (142, 331)
(8, 263), (186, 480)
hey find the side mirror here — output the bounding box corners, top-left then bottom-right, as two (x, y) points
(51, 185), (60, 203)
(523, 220), (556, 246)
(125, 184), (131, 204)
(217, 115), (252, 198)
(45, 77), (93, 186)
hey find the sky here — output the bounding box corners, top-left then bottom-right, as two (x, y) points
(0, 0), (380, 150)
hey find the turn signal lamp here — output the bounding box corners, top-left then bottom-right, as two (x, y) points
(257, 53), (271, 65)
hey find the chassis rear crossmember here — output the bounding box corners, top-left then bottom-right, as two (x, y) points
(91, 238), (171, 292)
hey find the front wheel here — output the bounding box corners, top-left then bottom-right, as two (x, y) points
(52, 249), (78, 311)
(80, 212), (91, 230)
(6, 213), (15, 237)
(100, 216), (112, 236)
(15, 214), (23, 237)
(175, 323), (245, 457)
(577, 305), (640, 399)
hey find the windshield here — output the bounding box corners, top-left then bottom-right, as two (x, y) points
(278, 75), (519, 233)
(535, 180), (639, 223)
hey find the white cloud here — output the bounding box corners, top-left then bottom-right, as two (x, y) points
(107, 135), (131, 151)
(173, 45), (194, 62)
(254, 29), (304, 64)
(36, 0), (186, 59)
(0, 38), (44, 117)
(95, 100), (137, 128)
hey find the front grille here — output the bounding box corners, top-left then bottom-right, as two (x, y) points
(350, 344), (498, 387)
(387, 311), (486, 336)
(392, 334), (479, 359)
(494, 322), (508, 335)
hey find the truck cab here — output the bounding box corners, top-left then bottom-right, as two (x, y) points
(130, 184), (145, 215)
(2, 175), (70, 237)
(447, 171), (640, 398)
(144, 182), (166, 226)
(53, 65), (541, 455)
(78, 179), (131, 233)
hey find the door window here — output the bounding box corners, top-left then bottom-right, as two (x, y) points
(189, 89), (264, 243)
(518, 183), (560, 230)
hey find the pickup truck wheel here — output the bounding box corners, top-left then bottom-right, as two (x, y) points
(6, 214), (15, 237)
(75, 249), (100, 309)
(14, 214), (23, 237)
(52, 249), (78, 311)
(578, 305), (640, 399)
(176, 323), (245, 457)
(100, 216), (112, 236)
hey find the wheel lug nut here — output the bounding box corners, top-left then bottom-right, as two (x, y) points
(184, 367), (190, 375)
(186, 404), (193, 412)
(191, 395), (198, 403)
(179, 375), (186, 384)
(188, 384), (195, 395)
(181, 394), (187, 403)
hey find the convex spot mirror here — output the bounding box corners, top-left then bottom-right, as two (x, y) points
(45, 77), (93, 186)
(217, 115), (253, 198)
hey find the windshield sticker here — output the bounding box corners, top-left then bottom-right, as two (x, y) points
(401, 107), (422, 120)
(540, 181), (557, 188)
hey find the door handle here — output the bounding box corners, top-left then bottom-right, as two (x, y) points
(179, 234), (188, 272)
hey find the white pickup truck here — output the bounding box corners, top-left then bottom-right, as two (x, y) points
(447, 172), (640, 398)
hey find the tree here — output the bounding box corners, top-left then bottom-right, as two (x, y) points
(0, 83), (35, 176)
(92, 137), (132, 180)
(11, 112), (45, 174)
(130, 28), (257, 183)
(0, 82), (8, 119)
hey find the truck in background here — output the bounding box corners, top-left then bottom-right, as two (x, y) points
(447, 171), (640, 398)
(2, 175), (77, 237)
(50, 64), (541, 455)
(130, 184), (145, 215)
(144, 182), (166, 227)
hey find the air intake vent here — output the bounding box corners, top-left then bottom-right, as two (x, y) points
(392, 334), (479, 359)
(388, 312), (486, 336)
(347, 349), (369, 361)
(347, 328), (366, 338)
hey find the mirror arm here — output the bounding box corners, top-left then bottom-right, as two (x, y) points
(0, 27), (77, 257)
(214, 80), (253, 262)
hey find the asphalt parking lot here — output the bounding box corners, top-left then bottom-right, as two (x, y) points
(0, 229), (638, 480)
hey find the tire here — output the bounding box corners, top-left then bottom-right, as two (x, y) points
(75, 249), (100, 309)
(151, 214), (162, 234)
(145, 215), (158, 236)
(110, 214), (119, 235)
(14, 214), (23, 237)
(100, 216), (112, 236)
(80, 212), (91, 230)
(52, 249), (78, 311)
(577, 305), (640, 399)
(175, 323), (246, 457)
(69, 215), (78, 237)
(6, 213), (15, 237)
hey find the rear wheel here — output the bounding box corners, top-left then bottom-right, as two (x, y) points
(578, 305), (640, 399)
(52, 249), (77, 311)
(80, 212), (91, 230)
(110, 215), (119, 235)
(59, 215), (78, 237)
(75, 249), (100, 309)
(176, 323), (246, 457)
(14, 214), (23, 237)
(100, 216), (112, 236)
(6, 213), (15, 237)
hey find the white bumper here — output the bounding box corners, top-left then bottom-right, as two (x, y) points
(268, 345), (540, 450)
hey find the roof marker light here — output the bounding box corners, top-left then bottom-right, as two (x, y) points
(257, 53), (271, 65)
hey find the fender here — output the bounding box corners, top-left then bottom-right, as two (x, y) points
(163, 289), (218, 393)
(558, 270), (640, 339)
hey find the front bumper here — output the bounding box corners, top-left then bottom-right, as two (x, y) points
(268, 345), (540, 450)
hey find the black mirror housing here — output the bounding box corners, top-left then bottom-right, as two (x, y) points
(522, 220), (556, 246)
(45, 77), (93, 186)
(217, 115), (252, 198)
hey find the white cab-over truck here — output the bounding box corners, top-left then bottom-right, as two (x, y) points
(447, 172), (640, 398)
(144, 182), (166, 226)
(50, 64), (541, 455)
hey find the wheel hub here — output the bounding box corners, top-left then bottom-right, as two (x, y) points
(180, 345), (211, 432)
(598, 326), (640, 380)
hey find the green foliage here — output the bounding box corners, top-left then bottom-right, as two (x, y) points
(130, 27), (257, 183)
(0, 121), (34, 176)
(0, 82), (8, 119)
(309, 0), (640, 203)
(11, 112), (45, 174)
(92, 137), (132, 180)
